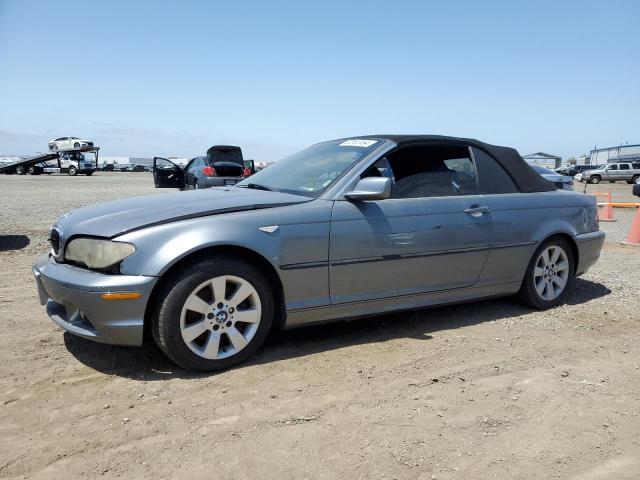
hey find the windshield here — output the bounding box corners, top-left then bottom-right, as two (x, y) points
(236, 139), (381, 197)
(64, 152), (84, 161)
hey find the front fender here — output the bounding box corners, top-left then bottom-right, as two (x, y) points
(116, 201), (334, 311)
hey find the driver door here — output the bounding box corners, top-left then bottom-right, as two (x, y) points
(153, 157), (185, 188)
(329, 143), (492, 304)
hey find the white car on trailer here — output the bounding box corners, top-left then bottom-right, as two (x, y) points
(48, 137), (94, 151)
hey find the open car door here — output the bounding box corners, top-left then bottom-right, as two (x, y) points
(153, 157), (185, 188)
(244, 159), (256, 175)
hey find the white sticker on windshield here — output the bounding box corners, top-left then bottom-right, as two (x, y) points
(339, 139), (377, 148)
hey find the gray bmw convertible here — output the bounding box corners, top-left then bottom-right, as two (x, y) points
(33, 136), (605, 371)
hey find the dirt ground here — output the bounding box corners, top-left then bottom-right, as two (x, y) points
(1, 174), (639, 480)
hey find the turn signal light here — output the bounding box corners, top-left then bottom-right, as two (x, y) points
(202, 166), (216, 177)
(100, 292), (142, 300)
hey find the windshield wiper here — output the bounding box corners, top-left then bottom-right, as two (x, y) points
(243, 183), (277, 192)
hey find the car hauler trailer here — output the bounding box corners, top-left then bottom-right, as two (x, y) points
(0, 146), (99, 176)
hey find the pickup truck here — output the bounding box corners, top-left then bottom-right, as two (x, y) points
(581, 162), (640, 184)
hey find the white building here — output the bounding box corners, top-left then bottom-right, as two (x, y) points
(589, 144), (640, 165)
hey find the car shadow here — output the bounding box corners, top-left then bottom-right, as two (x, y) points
(0, 235), (30, 252)
(63, 277), (611, 380)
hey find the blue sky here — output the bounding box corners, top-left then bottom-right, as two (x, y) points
(0, 0), (638, 160)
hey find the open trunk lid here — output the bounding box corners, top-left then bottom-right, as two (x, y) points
(206, 145), (244, 177)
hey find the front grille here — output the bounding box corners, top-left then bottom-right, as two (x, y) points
(50, 228), (60, 256)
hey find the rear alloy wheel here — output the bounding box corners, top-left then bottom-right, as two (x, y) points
(74, 142), (81, 148)
(16, 165), (26, 175)
(589, 176), (600, 184)
(518, 238), (574, 309)
(153, 257), (273, 371)
(27, 166), (38, 175)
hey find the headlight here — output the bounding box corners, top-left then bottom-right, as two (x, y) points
(64, 238), (136, 269)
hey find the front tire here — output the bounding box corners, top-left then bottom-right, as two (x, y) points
(152, 256), (274, 371)
(74, 142), (81, 148)
(518, 238), (574, 309)
(68, 166), (78, 176)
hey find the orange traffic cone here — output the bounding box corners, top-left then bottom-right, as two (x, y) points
(598, 193), (616, 222)
(621, 207), (640, 246)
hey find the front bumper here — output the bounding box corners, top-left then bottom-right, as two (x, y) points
(33, 254), (157, 346)
(574, 230), (605, 276)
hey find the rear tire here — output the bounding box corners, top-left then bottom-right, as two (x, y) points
(27, 166), (39, 175)
(152, 256), (274, 371)
(589, 176), (600, 184)
(518, 237), (574, 309)
(16, 165), (26, 175)
(194, 179), (199, 189)
(632, 175), (639, 184)
(74, 142), (80, 148)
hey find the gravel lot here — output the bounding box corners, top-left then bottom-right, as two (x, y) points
(1, 174), (639, 480)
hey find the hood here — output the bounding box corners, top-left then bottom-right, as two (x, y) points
(54, 187), (310, 239)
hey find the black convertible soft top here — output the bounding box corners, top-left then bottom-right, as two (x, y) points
(363, 135), (555, 193)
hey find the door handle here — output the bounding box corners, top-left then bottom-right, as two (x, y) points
(464, 205), (491, 217)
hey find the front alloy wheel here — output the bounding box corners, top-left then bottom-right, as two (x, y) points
(153, 256), (273, 371)
(180, 275), (262, 360)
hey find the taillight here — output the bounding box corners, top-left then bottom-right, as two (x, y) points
(202, 166), (216, 177)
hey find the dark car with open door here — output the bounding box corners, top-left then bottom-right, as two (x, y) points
(154, 146), (254, 190)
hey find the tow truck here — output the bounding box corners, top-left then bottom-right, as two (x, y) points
(0, 146), (99, 176)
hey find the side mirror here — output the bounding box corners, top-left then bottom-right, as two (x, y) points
(633, 183), (640, 197)
(344, 177), (391, 201)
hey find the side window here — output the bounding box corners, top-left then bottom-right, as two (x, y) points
(383, 144), (478, 198)
(609, 164), (618, 170)
(620, 163), (630, 170)
(360, 157), (394, 180)
(471, 147), (519, 194)
(633, 163), (640, 169)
